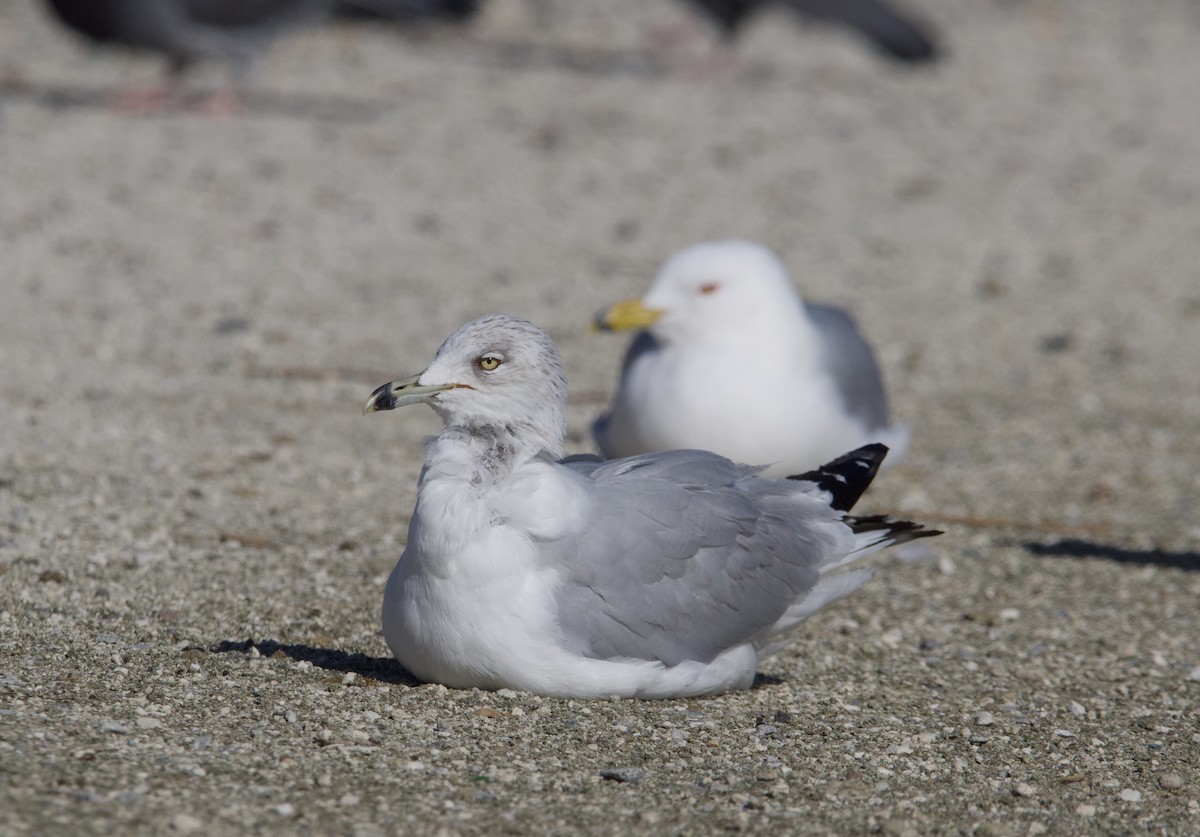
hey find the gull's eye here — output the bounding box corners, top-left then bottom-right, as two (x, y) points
(698, 282), (719, 295)
(477, 354), (502, 372)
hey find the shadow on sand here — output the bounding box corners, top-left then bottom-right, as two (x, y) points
(211, 638), (420, 686)
(1024, 539), (1200, 572)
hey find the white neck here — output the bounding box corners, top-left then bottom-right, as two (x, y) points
(422, 423), (559, 491)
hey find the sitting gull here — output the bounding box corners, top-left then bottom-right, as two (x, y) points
(364, 313), (937, 699)
(594, 239), (910, 477)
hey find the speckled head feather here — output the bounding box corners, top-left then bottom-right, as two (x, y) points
(416, 314), (569, 458)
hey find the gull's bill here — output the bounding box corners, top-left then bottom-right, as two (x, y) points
(364, 375), (455, 415)
(592, 298), (663, 332)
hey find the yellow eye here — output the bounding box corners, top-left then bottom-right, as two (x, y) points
(698, 282), (719, 295)
(478, 355), (502, 371)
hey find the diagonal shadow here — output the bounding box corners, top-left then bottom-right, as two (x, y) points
(211, 638), (421, 686)
(1024, 539), (1200, 572)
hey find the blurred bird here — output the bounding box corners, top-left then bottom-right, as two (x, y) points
(42, 0), (333, 112)
(594, 240), (910, 477)
(680, 0), (939, 62)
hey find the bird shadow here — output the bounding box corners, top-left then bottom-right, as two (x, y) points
(211, 638), (421, 686)
(1024, 539), (1200, 572)
(0, 78), (384, 123)
(752, 673), (787, 690)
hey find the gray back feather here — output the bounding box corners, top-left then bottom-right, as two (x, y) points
(805, 303), (890, 430)
(555, 450), (845, 666)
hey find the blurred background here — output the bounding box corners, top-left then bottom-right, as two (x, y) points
(3, 0), (1197, 537)
(1, 1), (1198, 831)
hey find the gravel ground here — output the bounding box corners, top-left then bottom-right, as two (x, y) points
(1, 0), (1198, 834)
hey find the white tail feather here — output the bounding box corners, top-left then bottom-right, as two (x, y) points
(756, 568), (874, 656)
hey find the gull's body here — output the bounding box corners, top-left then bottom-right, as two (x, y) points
(594, 240), (909, 477)
(366, 314), (936, 699)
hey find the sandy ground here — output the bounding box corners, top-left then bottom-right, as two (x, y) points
(1, 0), (1198, 833)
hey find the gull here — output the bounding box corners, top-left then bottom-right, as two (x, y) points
(594, 239), (910, 478)
(364, 314), (937, 699)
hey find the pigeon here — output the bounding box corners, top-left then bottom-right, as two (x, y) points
(363, 313), (937, 698)
(594, 240), (910, 476)
(43, 0), (333, 111)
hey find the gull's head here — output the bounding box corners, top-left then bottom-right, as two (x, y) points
(594, 240), (802, 344)
(364, 314), (568, 455)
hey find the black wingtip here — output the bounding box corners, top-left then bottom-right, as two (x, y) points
(844, 513), (942, 545)
(787, 443), (888, 512)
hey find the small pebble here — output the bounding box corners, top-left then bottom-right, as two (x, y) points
(879, 818), (919, 837)
(169, 813), (203, 833)
(1188, 667), (1200, 682)
(1067, 701), (1085, 717)
(1076, 804), (1096, 817)
(1158, 773), (1183, 790)
(599, 767), (644, 784)
(1118, 788), (1142, 803)
(1013, 782), (1035, 798)
(136, 717), (163, 730)
(273, 803), (296, 817)
(975, 711), (995, 727)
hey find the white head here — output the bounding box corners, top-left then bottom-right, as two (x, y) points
(597, 240), (805, 345)
(365, 314), (568, 458)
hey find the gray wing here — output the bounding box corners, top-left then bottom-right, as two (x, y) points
(592, 330), (660, 457)
(805, 303), (890, 431)
(333, 0), (480, 21)
(555, 450), (845, 666)
(181, 0), (332, 29)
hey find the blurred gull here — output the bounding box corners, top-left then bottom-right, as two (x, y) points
(594, 240), (909, 477)
(364, 314), (936, 699)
